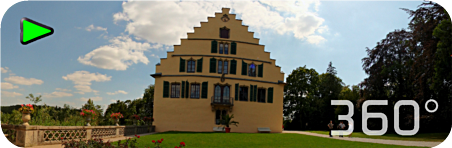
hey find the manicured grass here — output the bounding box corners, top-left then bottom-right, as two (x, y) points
(114, 132), (427, 148)
(306, 131), (449, 142)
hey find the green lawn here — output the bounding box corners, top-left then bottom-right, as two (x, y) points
(306, 131), (448, 142)
(114, 132), (427, 148)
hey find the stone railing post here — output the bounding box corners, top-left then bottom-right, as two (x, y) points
(86, 126), (93, 140)
(15, 125), (39, 147)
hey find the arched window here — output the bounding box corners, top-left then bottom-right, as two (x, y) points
(249, 63), (256, 77)
(219, 43), (224, 54)
(223, 86), (230, 103)
(215, 85), (221, 102)
(224, 44), (229, 54)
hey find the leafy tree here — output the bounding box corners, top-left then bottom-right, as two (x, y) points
(431, 10), (452, 131)
(283, 66), (320, 130)
(143, 85), (155, 117)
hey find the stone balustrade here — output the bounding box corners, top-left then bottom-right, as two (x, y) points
(1, 124), (155, 147)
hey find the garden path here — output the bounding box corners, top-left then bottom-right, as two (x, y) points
(283, 130), (443, 147)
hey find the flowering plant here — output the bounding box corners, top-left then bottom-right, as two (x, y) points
(152, 138), (164, 148)
(131, 114), (140, 120)
(175, 141), (186, 148)
(80, 109), (96, 117)
(18, 104), (34, 113)
(110, 112), (124, 119)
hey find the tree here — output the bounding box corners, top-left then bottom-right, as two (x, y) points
(25, 93), (42, 104)
(318, 62), (344, 127)
(143, 85), (155, 117)
(431, 10), (452, 131)
(283, 66), (320, 130)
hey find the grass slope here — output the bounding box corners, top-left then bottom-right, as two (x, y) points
(116, 132), (426, 148)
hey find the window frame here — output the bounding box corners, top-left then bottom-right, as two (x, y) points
(213, 84), (231, 103)
(218, 60), (223, 74)
(257, 88), (266, 103)
(190, 83), (200, 99)
(187, 60), (196, 73)
(239, 86), (248, 101)
(170, 83), (181, 98)
(220, 27), (230, 39)
(248, 63), (256, 77)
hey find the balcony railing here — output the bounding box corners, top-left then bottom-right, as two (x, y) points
(211, 96), (234, 106)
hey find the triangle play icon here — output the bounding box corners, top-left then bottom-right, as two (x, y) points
(20, 17), (54, 45)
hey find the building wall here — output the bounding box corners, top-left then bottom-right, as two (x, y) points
(152, 8), (285, 133)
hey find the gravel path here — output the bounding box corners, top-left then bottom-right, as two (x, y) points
(283, 130), (442, 147)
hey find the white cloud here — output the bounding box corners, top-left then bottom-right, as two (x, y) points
(113, 0), (326, 45)
(4, 76), (44, 85)
(78, 35), (153, 70)
(43, 91), (73, 98)
(1, 91), (23, 97)
(106, 90), (128, 95)
(62, 71), (111, 94)
(306, 35), (326, 45)
(55, 88), (72, 92)
(85, 24), (108, 32)
(1, 67), (10, 73)
(1, 82), (19, 89)
(81, 96), (103, 102)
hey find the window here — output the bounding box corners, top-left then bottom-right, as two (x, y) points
(218, 61), (223, 74)
(214, 85), (230, 104)
(257, 88), (266, 103)
(223, 61), (228, 74)
(249, 63), (256, 77)
(239, 86), (248, 101)
(219, 43), (229, 54)
(171, 84), (180, 98)
(187, 60), (195, 73)
(219, 43), (224, 54)
(190, 84), (200, 98)
(220, 27), (229, 38)
(215, 110), (227, 125)
(224, 44), (229, 54)
(218, 60), (228, 74)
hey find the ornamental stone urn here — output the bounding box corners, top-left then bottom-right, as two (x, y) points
(85, 115), (92, 126)
(21, 111), (32, 126)
(115, 118), (120, 126)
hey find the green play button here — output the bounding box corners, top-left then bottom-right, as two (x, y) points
(20, 17), (54, 45)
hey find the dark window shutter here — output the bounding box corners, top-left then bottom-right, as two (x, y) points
(231, 42), (237, 54)
(179, 58), (186, 72)
(267, 87), (273, 103)
(258, 63), (263, 77)
(181, 81), (185, 98)
(201, 82), (208, 98)
(197, 58), (203, 72)
(211, 40), (217, 53)
(163, 81), (169, 98)
(210, 58), (216, 73)
(230, 60), (237, 74)
(241, 60), (247, 75)
(254, 85), (257, 102)
(185, 81), (189, 98)
(250, 84), (254, 101)
(235, 83), (239, 101)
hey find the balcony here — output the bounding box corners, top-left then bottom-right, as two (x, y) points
(211, 96), (234, 111)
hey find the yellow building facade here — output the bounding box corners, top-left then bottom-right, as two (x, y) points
(151, 8), (285, 133)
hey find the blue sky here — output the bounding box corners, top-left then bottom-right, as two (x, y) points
(1, 1), (424, 111)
